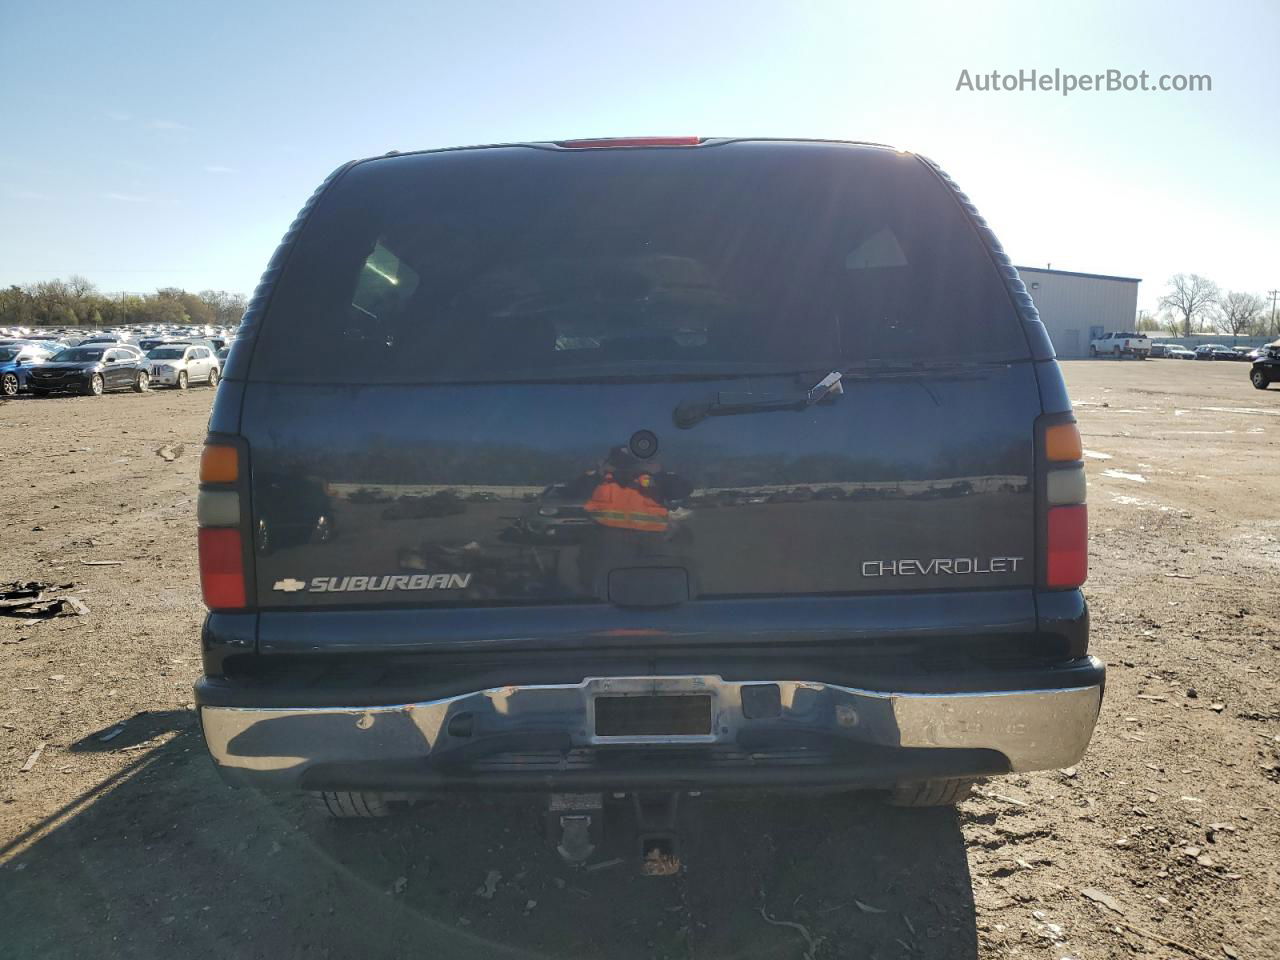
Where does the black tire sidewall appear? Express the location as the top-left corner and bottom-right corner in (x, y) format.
(88, 374), (104, 396)
(177, 370), (188, 390)
(0, 373), (17, 396)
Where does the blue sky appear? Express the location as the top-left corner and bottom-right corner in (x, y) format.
(1, 0), (1276, 312)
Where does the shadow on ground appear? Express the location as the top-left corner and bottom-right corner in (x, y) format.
(1, 734), (976, 959)
(67, 710), (196, 753)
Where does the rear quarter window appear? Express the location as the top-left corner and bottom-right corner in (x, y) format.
(250, 143), (1029, 383)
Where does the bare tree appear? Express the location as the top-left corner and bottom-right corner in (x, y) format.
(1159, 274), (1219, 337)
(197, 289), (250, 326)
(1215, 291), (1267, 337)
(66, 275), (97, 299)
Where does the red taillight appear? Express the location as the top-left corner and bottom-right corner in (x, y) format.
(199, 527), (246, 609)
(1046, 505), (1088, 588)
(558, 136), (702, 149)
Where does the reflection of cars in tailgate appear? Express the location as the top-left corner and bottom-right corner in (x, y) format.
(194, 138), (1102, 831)
(249, 473), (336, 555)
(508, 477), (598, 543)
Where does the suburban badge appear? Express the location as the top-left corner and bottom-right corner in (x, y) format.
(272, 574), (473, 593)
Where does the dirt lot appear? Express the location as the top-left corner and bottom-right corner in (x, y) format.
(2, 359), (1278, 960)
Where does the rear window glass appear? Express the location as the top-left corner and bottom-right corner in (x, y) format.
(252, 144), (1028, 383)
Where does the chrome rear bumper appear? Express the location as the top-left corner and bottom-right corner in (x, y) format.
(200, 659), (1103, 790)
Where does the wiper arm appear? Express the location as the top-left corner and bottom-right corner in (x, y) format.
(674, 370), (843, 429)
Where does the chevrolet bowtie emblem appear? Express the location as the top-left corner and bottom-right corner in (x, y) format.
(272, 578), (307, 593)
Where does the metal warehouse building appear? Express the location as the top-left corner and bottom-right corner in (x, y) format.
(1015, 266), (1141, 359)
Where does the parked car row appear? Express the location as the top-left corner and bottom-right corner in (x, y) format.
(1148, 343), (1260, 361)
(1149, 344), (1196, 360)
(1196, 344), (1255, 361)
(0, 338), (224, 397)
(0, 322), (238, 351)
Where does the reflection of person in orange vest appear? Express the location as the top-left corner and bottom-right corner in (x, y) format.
(577, 447), (694, 596)
(583, 467), (671, 532)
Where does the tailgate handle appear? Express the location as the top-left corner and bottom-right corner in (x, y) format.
(607, 567), (690, 608)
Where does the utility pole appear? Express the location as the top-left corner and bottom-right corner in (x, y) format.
(1269, 289), (1279, 339)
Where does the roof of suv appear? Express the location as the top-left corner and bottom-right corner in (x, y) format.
(361, 137), (905, 166)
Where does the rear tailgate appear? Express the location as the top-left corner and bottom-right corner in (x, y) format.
(242, 367), (1038, 606)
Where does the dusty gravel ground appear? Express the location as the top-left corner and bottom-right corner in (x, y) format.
(1, 359), (1277, 960)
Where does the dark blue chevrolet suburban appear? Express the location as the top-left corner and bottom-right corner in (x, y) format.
(195, 137), (1101, 841)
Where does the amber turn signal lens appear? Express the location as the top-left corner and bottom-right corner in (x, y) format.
(1045, 423), (1082, 462)
(200, 444), (239, 484)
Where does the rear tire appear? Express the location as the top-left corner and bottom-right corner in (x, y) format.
(886, 778), (976, 807)
(312, 791), (395, 819)
(1251, 368), (1270, 390)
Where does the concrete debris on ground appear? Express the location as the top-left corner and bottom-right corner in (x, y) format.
(1080, 887), (1125, 914)
(0, 582), (89, 620)
(155, 444), (185, 462)
(20, 744), (45, 772)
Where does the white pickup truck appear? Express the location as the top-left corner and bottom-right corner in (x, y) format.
(1090, 331), (1151, 359)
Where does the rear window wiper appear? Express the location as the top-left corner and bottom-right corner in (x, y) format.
(674, 370), (843, 428)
